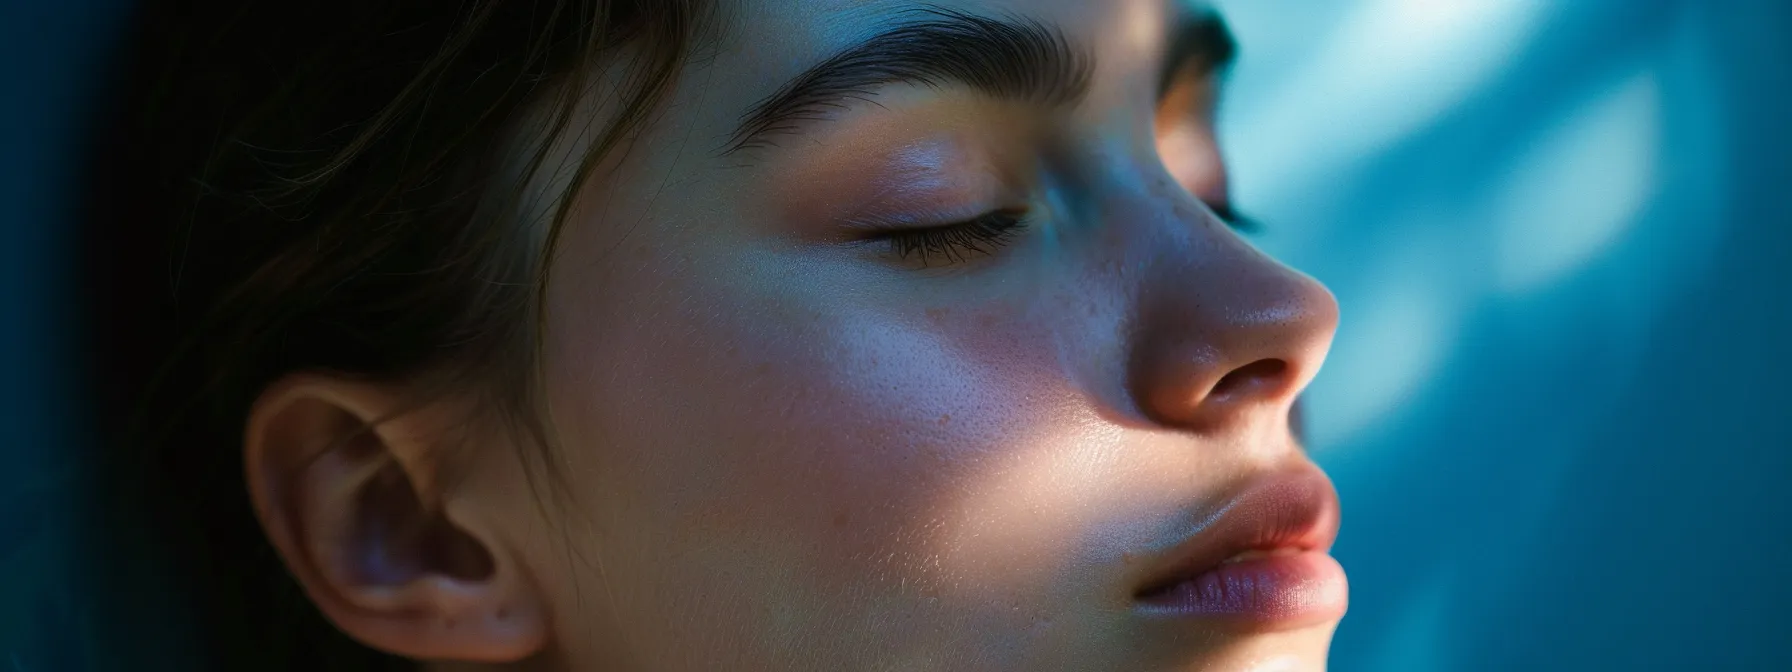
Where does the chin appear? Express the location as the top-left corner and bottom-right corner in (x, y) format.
(1171, 622), (1342, 672)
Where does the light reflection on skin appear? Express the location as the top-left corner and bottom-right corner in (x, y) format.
(534, 1), (1343, 665)
(251, 0), (1345, 670)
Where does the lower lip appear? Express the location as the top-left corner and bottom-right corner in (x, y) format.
(1134, 551), (1348, 630)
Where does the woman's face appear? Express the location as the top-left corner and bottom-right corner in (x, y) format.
(463, 0), (1339, 669)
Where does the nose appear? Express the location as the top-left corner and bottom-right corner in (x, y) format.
(1126, 217), (1339, 435)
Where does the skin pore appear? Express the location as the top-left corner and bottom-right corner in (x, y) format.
(242, 0), (1343, 670)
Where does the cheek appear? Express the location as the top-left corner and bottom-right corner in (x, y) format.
(680, 311), (1002, 543)
(544, 263), (1055, 576)
(542, 252), (1153, 606)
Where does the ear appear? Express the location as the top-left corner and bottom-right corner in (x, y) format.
(243, 374), (549, 662)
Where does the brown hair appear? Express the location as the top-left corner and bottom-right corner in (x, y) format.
(77, 1), (714, 669)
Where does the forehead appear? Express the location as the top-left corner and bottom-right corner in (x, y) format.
(674, 0), (1192, 145)
(535, 0), (1203, 223)
(707, 0), (1186, 89)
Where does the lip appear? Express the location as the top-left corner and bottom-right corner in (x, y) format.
(1131, 465), (1347, 630)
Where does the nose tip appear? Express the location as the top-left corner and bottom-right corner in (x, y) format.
(1130, 274), (1339, 433)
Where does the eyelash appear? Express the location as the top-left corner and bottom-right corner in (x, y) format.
(1207, 202), (1263, 233)
(866, 198), (1256, 269)
(874, 209), (1030, 267)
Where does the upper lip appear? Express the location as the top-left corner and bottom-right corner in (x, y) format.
(1132, 465), (1342, 598)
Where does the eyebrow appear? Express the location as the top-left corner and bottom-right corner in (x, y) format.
(720, 6), (1241, 158)
(720, 6), (1093, 156)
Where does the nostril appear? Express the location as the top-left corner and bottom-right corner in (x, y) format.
(1210, 358), (1287, 399)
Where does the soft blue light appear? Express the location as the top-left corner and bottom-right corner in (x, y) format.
(1213, 0), (1792, 669)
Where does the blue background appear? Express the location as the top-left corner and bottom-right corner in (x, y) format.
(2, 1), (130, 670)
(1216, 0), (1792, 669)
(3, 0), (1789, 669)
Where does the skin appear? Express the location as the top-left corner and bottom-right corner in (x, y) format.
(243, 0), (1344, 670)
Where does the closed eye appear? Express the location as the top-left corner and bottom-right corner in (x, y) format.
(864, 209), (1030, 268)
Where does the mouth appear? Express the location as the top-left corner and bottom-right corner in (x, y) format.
(1131, 465), (1348, 631)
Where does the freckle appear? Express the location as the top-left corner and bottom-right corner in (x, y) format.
(444, 617), (457, 629)
(833, 512), (850, 527)
(496, 608), (509, 621)
(938, 413), (951, 426)
(926, 306), (949, 322)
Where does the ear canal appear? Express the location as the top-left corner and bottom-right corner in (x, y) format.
(423, 511), (497, 580)
(351, 459), (495, 586)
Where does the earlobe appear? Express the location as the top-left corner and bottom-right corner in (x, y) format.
(243, 374), (549, 662)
